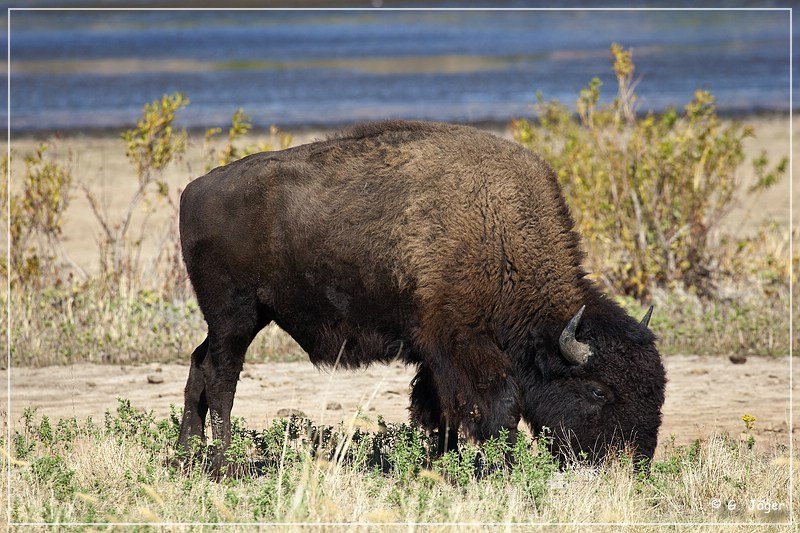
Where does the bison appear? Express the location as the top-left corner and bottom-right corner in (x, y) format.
(176, 120), (666, 476)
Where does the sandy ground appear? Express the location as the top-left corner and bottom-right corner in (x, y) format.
(5, 355), (794, 456)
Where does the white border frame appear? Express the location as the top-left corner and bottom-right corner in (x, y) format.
(4, 5), (794, 528)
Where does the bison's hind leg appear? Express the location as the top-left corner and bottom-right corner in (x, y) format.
(410, 365), (459, 456)
(177, 337), (211, 461)
(177, 283), (271, 478)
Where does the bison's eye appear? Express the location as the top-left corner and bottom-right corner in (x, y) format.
(590, 387), (606, 402)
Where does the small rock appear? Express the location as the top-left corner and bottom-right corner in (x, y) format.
(147, 374), (164, 384)
(729, 355), (747, 365)
(277, 408), (306, 418)
(86, 381), (96, 388)
(326, 402), (343, 411)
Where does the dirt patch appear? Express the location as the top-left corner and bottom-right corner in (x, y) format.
(5, 355), (793, 456)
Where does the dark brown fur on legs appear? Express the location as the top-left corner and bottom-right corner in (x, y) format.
(201, 331), (249, 478)
(444, 334), (519, 447)
(410, 365), (459, 455)
(176, 266), (266, 478)
(177, 337), (210, 463)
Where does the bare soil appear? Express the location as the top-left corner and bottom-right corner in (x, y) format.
(6, 355), (794, 456)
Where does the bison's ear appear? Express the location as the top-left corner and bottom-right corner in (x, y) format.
(640, 305), (654, 328)
(559, 305), (593, 365)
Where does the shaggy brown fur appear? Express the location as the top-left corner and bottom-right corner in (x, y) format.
(177, 120), (666, 476)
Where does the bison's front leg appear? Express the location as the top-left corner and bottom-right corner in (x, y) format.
(410, 365), (459, 455)
(421, 330), (521, 452)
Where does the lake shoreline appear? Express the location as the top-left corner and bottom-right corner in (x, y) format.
(8, 108), (794, 141)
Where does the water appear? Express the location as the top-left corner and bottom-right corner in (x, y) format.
(7, 9), (795, 133)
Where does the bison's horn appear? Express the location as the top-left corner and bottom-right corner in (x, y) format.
(559, 305), (593, 365)
(641, 305), (654, 327)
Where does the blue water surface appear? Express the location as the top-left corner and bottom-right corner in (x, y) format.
(5, 9), (795, 132)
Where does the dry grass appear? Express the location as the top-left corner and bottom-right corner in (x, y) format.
(6, 281), (304, 367)
(621, 283), (792, 357)
(5, 274), (790, 368)
(2, 402), (794, 528)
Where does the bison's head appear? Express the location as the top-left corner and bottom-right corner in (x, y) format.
(521, 302), (666, 464)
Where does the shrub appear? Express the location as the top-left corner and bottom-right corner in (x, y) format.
(511, 44), (787, 298)
(5, 144), (74, 287)
(82, 92), (189, 285)
(122, 92), (189, 185)
(203, 107), (293, 170)
(76, 95), (292, 298)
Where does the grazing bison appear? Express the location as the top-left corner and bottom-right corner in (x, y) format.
(177, 120), (666, 475)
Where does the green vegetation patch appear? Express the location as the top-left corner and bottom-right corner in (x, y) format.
(4, 400), (791, 525)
